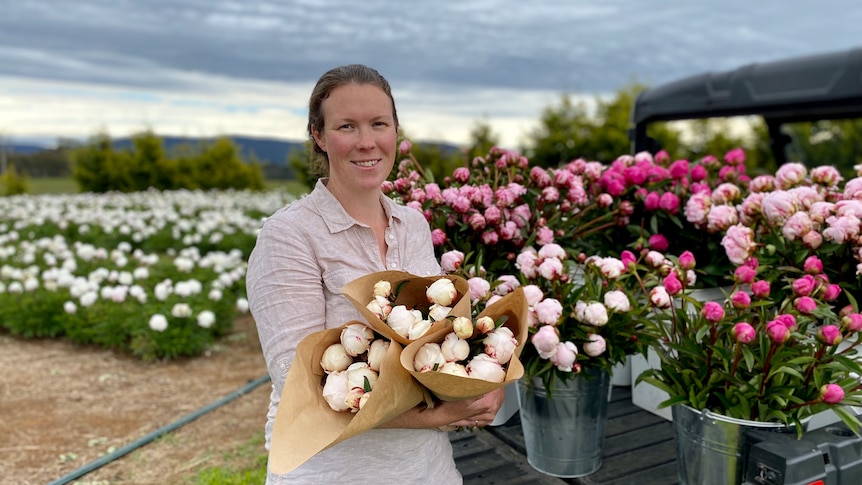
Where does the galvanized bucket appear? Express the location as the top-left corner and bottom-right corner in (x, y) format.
(516, 368), (611, 478)
(672, 404), (799, 484)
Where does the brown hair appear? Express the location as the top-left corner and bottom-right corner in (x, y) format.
(307, 64), (399, 177)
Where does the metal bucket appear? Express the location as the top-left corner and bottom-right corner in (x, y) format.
(516, 368), (611, 478)
(672, 404), (799, 484)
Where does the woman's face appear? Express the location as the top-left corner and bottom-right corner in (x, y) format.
(312, 83), (397, 194)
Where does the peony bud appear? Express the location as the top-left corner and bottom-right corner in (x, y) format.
(452, 316), (474, 339)
(340, 323), (374, 357)
(427, 278), (457, 306)
(475, 315), (496, 334)
(733, 265), (756, 284)
(321, 343), (353, 373)
(817, 325), (843, 345)
(843, 313), (862, 332)
(466, 353), (506, 382)
(582, 333), (607, 357)
(820, 384), (845, 404)
(732, 322), (756, 344)
(439, 362), (469, 377)
(413, 343), (446, 372)
(731, 291), (751, 309)
(373, 280), (392, 298)
(678, 251), (696, 270)
(766, 320), (790, 343)
(663, 271), (683, 296)
(484, 326), (518, 364)
(367, 339), (390, 372)
(441, 332), (470, 362)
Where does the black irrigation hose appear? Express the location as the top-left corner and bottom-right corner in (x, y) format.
(47, 374), (272, 485)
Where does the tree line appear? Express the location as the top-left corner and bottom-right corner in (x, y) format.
(3, 83), (861, 195)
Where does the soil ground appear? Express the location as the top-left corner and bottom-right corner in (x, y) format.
(0, 315), (270, 485)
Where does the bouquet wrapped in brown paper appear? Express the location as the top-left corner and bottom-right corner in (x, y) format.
(268, 321), (427, 475)
(400, 287), (529, 401)
(341, 270), (472, 345)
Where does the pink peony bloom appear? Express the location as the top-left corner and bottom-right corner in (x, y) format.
(817, 325), (843, 346)
(732, 322), (756, 344)
(440, 250), (465, 273)
(649, 286), (671, 309)
(761, 190), (799, 225)
(811, 165), (843, 186)
(706, 204), (739, 233)
(659, 192), (680, 214)
(534, 298), (563, 325)
(702, 301), (725, 323)
(684, 191), (712, 226)
(803, 230), (823, 249)
(467, 277), (491, 302)
(581, 302), (609, 326)
(538, 257), (564, 280)
(775, 313), (797, 330)
(766, 320), (790, 343)
(431, 228), (447, 246)
(803, 256), (824, 274)
(663, 271), (683, 296)
(751, 280), (771, 299)
(731, 291), (751, 309)
(722, 224), (757, 265)
(690, 164), (708, 181)
(792, 274), (817, 297)
(582, 333), (607, 357)
(782, 211), (813, 241)
(820, 384), (845, 404)
(549, 341), (578, 372)
(843, 313), (862, 332)
(621, 250), (637, 270)
(452, 167), (470, 183)
(531, 325), (561, 359)
(823, 284), (842, 302)
(733, 265), (756, 284)
(522, 285), (544, 306)
(678, 251), (696, 270)
(795, 296), (818, 314)
(649, 234), (669, 251)
(644, 191), (661, 211)
(775, 162), (808, 189)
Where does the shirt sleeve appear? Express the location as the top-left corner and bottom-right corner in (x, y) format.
(246, 210), (326, 397)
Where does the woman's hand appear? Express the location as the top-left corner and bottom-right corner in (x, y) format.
(380, 387), (507, 429)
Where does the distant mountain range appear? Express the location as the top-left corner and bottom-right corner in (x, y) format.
(4, 135), (459, 166)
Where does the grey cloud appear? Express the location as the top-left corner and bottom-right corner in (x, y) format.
(1, 0), (862, 95)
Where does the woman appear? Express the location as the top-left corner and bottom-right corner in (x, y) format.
(246, 64), (504, 484)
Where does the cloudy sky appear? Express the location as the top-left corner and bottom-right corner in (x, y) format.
(2, 0), (862, 149)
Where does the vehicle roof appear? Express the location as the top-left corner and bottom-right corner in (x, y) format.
(631, 47), (862, 126)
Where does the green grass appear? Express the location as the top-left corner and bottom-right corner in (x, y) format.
(190, 433), (268, 485)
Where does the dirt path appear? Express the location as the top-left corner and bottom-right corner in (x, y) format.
(0, 315), (270, 485)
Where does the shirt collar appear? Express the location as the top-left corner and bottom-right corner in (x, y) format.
(310, 178), (402, 234)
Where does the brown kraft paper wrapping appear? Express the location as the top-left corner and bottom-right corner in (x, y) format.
(268, 321), (427, 475)
(400, 287), (529, 402)
(340, 270), (472, 345)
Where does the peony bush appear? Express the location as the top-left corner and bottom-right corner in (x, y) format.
(0, 188), (296, 360)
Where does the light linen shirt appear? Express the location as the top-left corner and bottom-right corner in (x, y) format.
(246, 179), (461, 484)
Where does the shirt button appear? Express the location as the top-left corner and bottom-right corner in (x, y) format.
(387, 233), (395, 240)
(389, 262), (397, 268)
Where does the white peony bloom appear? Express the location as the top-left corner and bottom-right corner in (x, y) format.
(440, 332), (470, 362)
(366, 339), (390, 372)
(372, 280), (392, 298)
(604, 290), (631, 312)
(340, 323), (374, 357)
(196, 310), (216, 329)
(413, 343), (446, 372)
(236, 297), (249, 313)
(583, 333), (607, 357)
(484, 326), (518, 364)
(466, 354), (506, 382)
(408, 319), (433, 340)
(63, 301), (77, 314)
(386, 305), (422, 339)
(582, 302), (609, 326)
(322, 371), (350, 412)
(171, 303), (193, 318)
(427, 303), (452, 322)
(148, 314), (168, 332)
(439, 362), (469, 377)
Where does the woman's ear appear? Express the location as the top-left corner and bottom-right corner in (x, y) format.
(311, 127), (326, 153)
